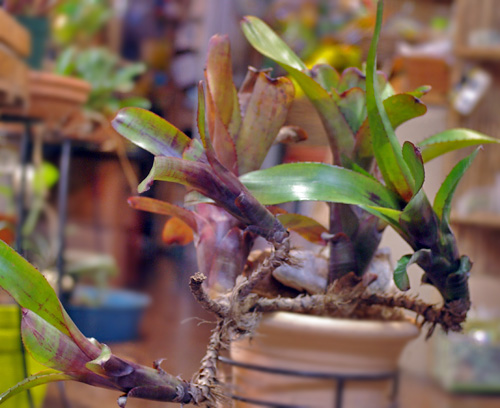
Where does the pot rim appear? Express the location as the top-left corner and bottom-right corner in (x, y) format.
(259, 311), (420, 340)
(28, 71), (91, 92)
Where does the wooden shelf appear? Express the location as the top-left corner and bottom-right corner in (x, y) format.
(455, 47), (500, 61)
(450, 212), (500, 229)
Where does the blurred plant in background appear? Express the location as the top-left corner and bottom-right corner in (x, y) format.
(52, 0), (150, 117)
(3, 0), (62, 16)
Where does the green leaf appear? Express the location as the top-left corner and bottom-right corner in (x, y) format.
(240, 162), (401, 209)
(363, 205), (403, 233)
(407, 85), (431, 98)
(241, 16), (307, 72)
(336, 87), (366, 134)
(434, 148), (480, 224)
(241, 16), (355, 158)
(117, 96), (151, 110)
(418, 128), (499, 163)
(394, 249), (433, 291)
(276, 213), (328, 245)
(0, 241), (101, 360)
(54, 46), (77, 76)
(382, 94), (427, 128)
(400, 189), (439, 250)
(0, 370), (72, 405)
(365, 1), (414, 200)
(310, 64), (340, 92)
(402, 142), (424, 193)
(236, 72), (294, 174)
(0, 242), (72, 338)
(112, 108), (191, 158)
(32, 162), (59, 194)
(128, 196), (198, 231)
(394, 254), (412, 291)
(354, 94), (426, 169)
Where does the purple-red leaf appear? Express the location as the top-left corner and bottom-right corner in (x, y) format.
(203, 80), (239, 174)
(128, 196), (198, 230)
(205, 34), (241, 134)
(21, 309), (91, 373)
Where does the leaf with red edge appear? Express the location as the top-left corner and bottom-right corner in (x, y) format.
(238, 67), (260, 116)
(205, 35), (241, 136)
(21, 309), (91, 372)
(337, 87), (366, 134)
(203, 79), (239, 174)
(162, 218), (194, 245)
(277, 213), (328, 245)
(112, 108), (191, 158)
(128, 196), (198, 230)
(236, 72), (294, 174)
(310, 64), (340, 93)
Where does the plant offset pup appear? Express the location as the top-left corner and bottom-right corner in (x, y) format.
(0, 1), (498, 406)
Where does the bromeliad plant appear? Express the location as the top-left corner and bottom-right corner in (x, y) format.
(0, 1), (499, 406)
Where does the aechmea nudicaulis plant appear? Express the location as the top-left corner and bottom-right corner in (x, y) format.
(0, 1), (499, 406)
(238, 2), (498, 318)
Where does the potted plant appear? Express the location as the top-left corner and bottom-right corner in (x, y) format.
(0, 1), (499, 407)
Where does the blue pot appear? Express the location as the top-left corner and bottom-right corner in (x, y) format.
(65, 286), (151, 343)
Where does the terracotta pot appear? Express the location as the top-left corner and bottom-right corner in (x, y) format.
(0, 9), (30, 108)
(228, 312), (419, 408)
(4, 71), (90, 131)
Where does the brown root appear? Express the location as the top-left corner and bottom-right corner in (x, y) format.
(187, 247), (470, 404)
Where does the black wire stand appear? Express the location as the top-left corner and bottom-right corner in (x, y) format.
(218, 356), (399, 408)
(1, 112), (72, 408)
(1, 114), (40, 408)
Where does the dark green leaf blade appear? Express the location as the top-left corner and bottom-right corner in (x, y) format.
(394, 254), (412, 291)
(365, 1), (414, 200)
(434, 147), (480, 224)
(402, 141), (424, 193)
(240, 162), (400, 209)
(354, 93), (427, 169)
(418, 128), (499, 163)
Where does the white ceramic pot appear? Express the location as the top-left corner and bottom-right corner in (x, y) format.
(227, 312), (419, 408)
